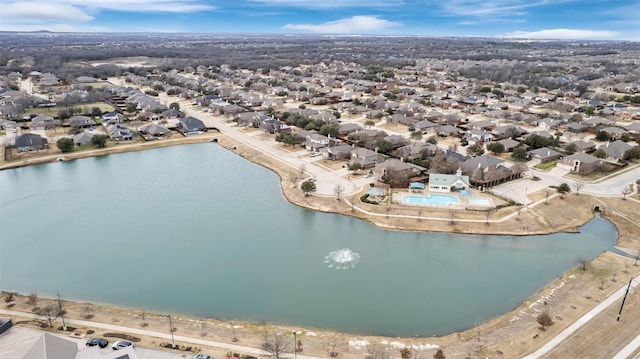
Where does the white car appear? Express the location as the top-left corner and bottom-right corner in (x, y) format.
(112, 340), (133, 350)
(364, 172), (373, 178)
(309, 152), (322, 158)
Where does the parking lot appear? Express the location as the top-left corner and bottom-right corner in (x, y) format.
(0, 326), (192, 359)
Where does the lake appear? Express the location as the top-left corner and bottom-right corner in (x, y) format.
(0, 143), (618, 336)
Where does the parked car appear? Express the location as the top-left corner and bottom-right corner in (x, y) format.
(364, 172), (373, 178)
(309, 152), (322, 158)
(307, 177), (316, 182)
(86, 338), (108, 348)
(192, 355), (213, 359)
(112, 340), (133, 350)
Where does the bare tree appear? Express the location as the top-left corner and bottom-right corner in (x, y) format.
(83, 304), (94, 319)
(3, 292), (16, 306)
(27, 292), (39, 309)
(572, 181), (584, 195)
(400, 347), (412, 359)
(141, 312), (148, 327)
(334, 184), (344, 199)
(536, 312), (554, 330)
(417, 209), (422, 222)
(263, 331), (291, 359)
(577, 257), (589, 271)
(38, 305), (59, 328)
(544, 189), (550, 205)
(288, 173), (299, 188)
(621, 185), (632, 200)
(367, 344), (391, 359)
(433, 348), (446, 359)
(328, 337), (339, 357)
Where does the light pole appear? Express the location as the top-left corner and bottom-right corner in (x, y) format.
(617, 277), (634, 321)
(524, 187), (528, 209)
(57, 292), (66, 331)
(168, 315), (176, 348)
(293, 331), (297, 359)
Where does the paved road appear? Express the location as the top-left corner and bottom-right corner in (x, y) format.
(0, 309), (323, 359)
(522, 273), (640, 359)
(492, 165), (640, 205)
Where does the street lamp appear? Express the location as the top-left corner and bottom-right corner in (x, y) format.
(168, 315), (176, 348)
(57, 292), (66, 331)
(293, 331), (297, 359)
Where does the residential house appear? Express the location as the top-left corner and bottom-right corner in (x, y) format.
(140, 123), (169, 137)
(177, 116), (207, 134)
(102, 112), (124, 126)
(468, 120), (496, 131)
(434, 124), (460, 137)
(414, 119), (438, 134)
(338, 123), (362, 136)
(566, 122), (587, 133)
(567, 140), (596, 153)
(465, 129), (494, 145)
(326, 144), (353, 160)
(600, 126), (628, 140)
(497, 138), (521, 152)
(161, 109), (183, 119)
(462, 155), (514, 187)
(429, 168), (470, 193)
(558, 152), (604, 174)
(68, 116), (96, 129)
(396, 142), (438, 159)
(260, 118), (288, 133)
(528, 147), (562, 162)
(492, 125), (525, 139)
(107, 124), (133, 141)
(14, 133), (48, 152)
(375, 158), (425, 187)
(351, 147), (385, 168)
(73, 132), (94, 146)
(306, 133), (330, 152)
(30, 114), (55, 130)
(600, 140), (633, 162)
(383, 135), (407, 149)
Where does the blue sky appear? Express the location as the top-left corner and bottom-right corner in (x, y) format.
(1, 0), (638, 40)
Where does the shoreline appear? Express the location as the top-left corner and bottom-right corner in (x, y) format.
(3, 132), (640, 357)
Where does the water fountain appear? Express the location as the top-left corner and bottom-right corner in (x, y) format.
(324, 248), (361, 269)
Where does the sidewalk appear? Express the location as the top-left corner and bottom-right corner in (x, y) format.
(522, 273), (640, 359)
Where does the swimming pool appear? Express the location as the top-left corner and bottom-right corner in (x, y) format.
(468, 197), (491, 206)
(403, 194), (459, 205)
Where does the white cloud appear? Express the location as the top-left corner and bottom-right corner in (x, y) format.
(434, 0), (574, 18)
(0, 2), (93, 22)
(504, 29), (620, 40)
(73, 0), (216, 13)
(251, 0), (402, 9)
(284, 15), (399, 34)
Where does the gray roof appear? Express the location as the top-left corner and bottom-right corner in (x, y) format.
(564, 152), (601, 164)
(23, 333), (77, 359)
(528, 147), (561, 159)
(462, 155), (503, 172)
(601, 140), (633, 159)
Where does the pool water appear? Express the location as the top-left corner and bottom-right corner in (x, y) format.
(403, 194), (459, 205)
(468, 197), (491, 206)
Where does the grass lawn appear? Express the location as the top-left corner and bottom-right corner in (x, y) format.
(0, 131), (5, 136)
(533, 159), (558, 171)
(24, 102), (116, 117)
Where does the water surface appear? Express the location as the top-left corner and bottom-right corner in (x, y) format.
(0, 143), (617, 336)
